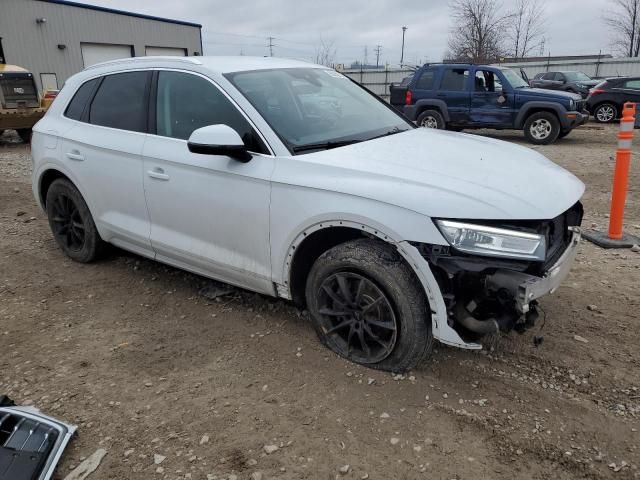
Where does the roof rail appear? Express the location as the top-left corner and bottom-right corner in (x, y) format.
(84, 56), (203, 71)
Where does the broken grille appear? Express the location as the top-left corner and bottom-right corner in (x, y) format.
(0, 406), (74, 480)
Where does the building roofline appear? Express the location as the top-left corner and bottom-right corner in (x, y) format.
(36, 0), (202, 28)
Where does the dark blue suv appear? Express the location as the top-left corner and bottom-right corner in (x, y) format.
(391, 64), (589, 144)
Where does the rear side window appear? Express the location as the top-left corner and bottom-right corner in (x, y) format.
(624, 79), (640, 89)
(89, 71), (149, 132)
(440, 69), (469, 91)
(415, 69), (436, 90)
(64, 78), (99, 121)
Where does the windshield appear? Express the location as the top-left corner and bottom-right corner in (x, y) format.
(498, 68), (529, 88)
(563, 71), (592, 82)
(226, 68), (412, 153)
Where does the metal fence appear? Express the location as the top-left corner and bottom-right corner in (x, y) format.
(341, 57), (640, 101)
(341, 68), (414, 101)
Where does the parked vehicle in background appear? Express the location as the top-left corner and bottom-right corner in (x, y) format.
(529, 71), (599, 98)
(32, 56), (584, 372)
(392, 63), (588, 144)
(0, 64), (49, 142)
(586, 76), (640, 123)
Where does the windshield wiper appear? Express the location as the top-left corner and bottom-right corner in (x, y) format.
(368, 127), (408, 141)
(291, 139), (362, 153)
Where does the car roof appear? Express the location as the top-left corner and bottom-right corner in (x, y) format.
(84, 55), (324, 74)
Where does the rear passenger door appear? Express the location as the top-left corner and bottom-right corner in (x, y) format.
(618, 79), (640, 104)
(436, 67), (470, 124)
(61, 70), (152, 256)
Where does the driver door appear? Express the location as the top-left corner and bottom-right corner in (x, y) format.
(142, 70), (275, 293)
(469, 69), (515, 126)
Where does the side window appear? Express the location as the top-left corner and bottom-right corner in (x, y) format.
(474, 70), (502, 93)
(89, 71), (149, 132)
(155, 71), (266, 153)
(64, 78), (99, 121)
(555, 73), (566, 82)
(415, 69), (436, 90)
(440, 68), (469, 91)
(624, 79), (640, 89)
(542, 72), (554, 80)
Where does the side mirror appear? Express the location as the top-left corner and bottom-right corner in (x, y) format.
(187, 125), (252, 162)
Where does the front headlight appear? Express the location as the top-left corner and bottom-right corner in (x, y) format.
(435, 220), (546, 261)
(569, 99), (576, 110)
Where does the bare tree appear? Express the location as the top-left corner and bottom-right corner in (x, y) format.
(605, 0), (640, 57)
(507, 0), (546, 58)
(447, 0), (510, 63)
(314, 36), (337, 67)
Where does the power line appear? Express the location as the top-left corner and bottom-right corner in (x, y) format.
(268, 36), (275, 57)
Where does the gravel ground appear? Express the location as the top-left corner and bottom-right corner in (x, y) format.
(0, 125), (639, 480)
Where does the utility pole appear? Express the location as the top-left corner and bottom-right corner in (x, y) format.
(375, 45), (382, 68)
(400, 26), (407, 66)
(364, 46), (369, 66)
(267, 36), (275, 57)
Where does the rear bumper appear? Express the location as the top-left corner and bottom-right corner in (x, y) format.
(403, 105), (418, 121)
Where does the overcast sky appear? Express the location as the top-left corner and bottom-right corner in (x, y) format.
(88, 0), (610, 66)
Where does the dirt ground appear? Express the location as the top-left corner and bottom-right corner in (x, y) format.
(0, 125), (639, 480)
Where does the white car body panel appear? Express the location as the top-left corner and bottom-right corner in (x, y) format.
(31, 56), (585, 353)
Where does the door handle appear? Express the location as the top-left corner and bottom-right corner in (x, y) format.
(147, 167), (170, 181)
(66, 150), (84, 161)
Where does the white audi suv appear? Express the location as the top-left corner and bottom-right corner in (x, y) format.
(31, 56), (584, 372)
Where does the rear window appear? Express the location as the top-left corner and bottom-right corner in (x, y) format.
(88, 71), (149, 132)
(415, 69), (436, 90)
(64, 78), (100, 121)
(440, 69), (469, 91)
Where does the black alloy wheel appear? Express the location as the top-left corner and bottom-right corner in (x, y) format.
(50, 193), (86, 252)
(316, 272), (397, 364)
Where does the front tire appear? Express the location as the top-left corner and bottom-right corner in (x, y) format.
(593, 103), (617, 123)
(305, 239), (433, 372)
(45, 179), (104, 263)
(523, 111), (560, 145)
(417, 109), (445, 129)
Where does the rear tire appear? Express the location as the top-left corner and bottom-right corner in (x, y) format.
(305, 239), (433, 372)
(45, 179), (105, 263)
(593, 103), (617, 123)
(417, 110), (445, 130)
(17, 128), (32, 143)
(523, 111), (560, 145)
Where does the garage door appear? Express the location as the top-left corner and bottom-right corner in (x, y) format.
(145, 46), (187, 57)
(81, 43), (133, 68)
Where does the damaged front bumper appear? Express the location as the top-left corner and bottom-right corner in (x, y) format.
(414, 202), (582, 342)
(485, 229), (581, 314)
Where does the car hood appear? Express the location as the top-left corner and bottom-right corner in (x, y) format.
(520, 87), (582, 100)
(275, 128), (585, 220)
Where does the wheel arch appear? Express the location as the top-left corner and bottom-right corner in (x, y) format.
(38, 168), (74, 208)
(515, 102), (565, 129)
(414, 99), (451, 122)
(283, 220), (403, 307)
